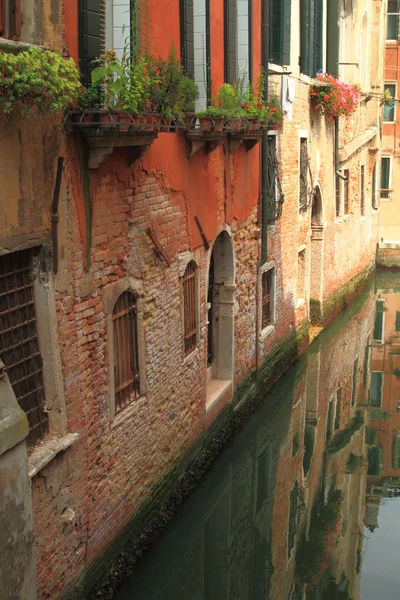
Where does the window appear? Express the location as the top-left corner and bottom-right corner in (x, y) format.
(335, 387), (342, 430)
(380, 157), (391, 199)
(262, 269), (274, 328)
(112, 291), (140, 413)
(0, 0), (20, 39)
(297, 249), (306, 302)
(360, 164), (365, 216)
(387, 0), (400, 40)
(0, 249), (48, 444)
(344, 169), (350, 214)
(180, 0), (195, 78)
(183, 261), (197, 355)
(300, 0), (324, 77)
(384, 84), (396, 122)
(266, 133), (284, 222)
(396, 311), (400, 332)
(372, 162), (377, 209)
(225, 0), (237, 84)
(373, 299), (385, 343)
(237, 0), (251, 85)
(299, 138), (309, 211)
(335, 174), (341, 217)
(269, 0), (291, 66)
(370, 372), (383, 407)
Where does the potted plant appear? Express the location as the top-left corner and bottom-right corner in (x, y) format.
(180, 75), (199, 129)
(310, 74), (360, 120)
(196, 109), (213, 132)
(216, 83), (242, 130)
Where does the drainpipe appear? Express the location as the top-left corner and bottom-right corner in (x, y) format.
(256, 0), (270, 374)
(260, 0), (270, 266)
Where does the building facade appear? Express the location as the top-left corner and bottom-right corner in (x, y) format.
(0, 1), (385, 598)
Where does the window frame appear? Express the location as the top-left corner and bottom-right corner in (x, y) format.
(297, 247), (307, 305)
(387, 0), (400, 41)
(383, 83), (396, 123)
(183, 260), (198, 357)
(380, 156), (392, 200)
(259, 260), (276, 338)
(343, 169), (350, 214)
(370, 371), (384, 408)
(224, 0), (238, 84)
(103, 277), (146, 420)
(299, 134), (310, 213)
(360, 163), (366, 216)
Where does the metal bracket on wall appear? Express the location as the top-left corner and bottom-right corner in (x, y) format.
(146, 227), (171, 266)
(184, 131), (224, 157)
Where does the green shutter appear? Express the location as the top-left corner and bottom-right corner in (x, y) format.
(270, 0), (291, 66)
(314, 0), (323, 73)
(370, 372), (383, 407)
(79, 0), (103, 86)
(326, 0), (339, 76)
(300, 0), (323, 77)
(180, 0), (194, 78)
(372, 162), (377, 209)
(225, 0), (237, 83)
(396, 311), (400, 332)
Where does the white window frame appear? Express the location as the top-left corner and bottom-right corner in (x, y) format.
(259, 260), (276, 340)
(384, 82), (397, 123)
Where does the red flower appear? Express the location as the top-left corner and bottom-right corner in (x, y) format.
(324, 94), (329, 101)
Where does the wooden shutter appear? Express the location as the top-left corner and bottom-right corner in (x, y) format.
(314, 0), (323, 73)
(326, 0), (339, 77)
(79, 0), (105, 86)
(269, 0), (291, 66)
(225, 0), (237, 83)
(0, 0), (21, 39)
(0, 0), (5, 37)
(180, 0), (194, 78)
(396, 311), (400, 332)
(300, 0), (322, 77)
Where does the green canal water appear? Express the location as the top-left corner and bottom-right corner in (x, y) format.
(113, 273), (400, 600)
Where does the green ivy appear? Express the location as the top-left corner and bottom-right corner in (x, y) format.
(0, 47), (82, 115)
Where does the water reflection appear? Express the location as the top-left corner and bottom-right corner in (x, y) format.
(361, 272), (400, 600)
(115, 285), (377, 600)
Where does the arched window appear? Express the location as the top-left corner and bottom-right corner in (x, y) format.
(183, 261), (197, 355)
(112, 290), (140, 412)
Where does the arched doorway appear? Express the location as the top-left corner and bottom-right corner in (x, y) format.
(310, 186), (324, 323)
(207, 231), (235, 405)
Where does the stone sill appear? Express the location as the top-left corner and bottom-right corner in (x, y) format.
(260, 324), (275, 342)
(0, 38), (46, 54)
(206, 380), (231, 412)
(28, 432), (79, 478)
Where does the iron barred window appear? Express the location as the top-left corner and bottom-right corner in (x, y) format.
(0, 249), (48, 444)
(113, 290), (140, 412)
(335, 174), (340, 217)
(299, 138), (309, 212)
(183, 261), (197, 355)
(344, 170), (350, 214)
(262, 270), (273, 329)
(360, 165), (365, 216)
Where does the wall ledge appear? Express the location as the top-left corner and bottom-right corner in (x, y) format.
(28, 432), (79, 478)
(339, 127), (378, 162)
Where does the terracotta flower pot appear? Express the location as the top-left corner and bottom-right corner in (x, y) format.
(198, 117), (212, 132)
(212, 118), (224, 133)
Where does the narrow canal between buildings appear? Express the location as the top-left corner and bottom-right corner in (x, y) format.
(113, 272), (400, 600)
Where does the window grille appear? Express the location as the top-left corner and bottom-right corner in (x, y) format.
(335, 174), (341, 217)
(113, 291), (140, 412)
(183, 261), (197, 355)
(299, 138), (310, 212)
(360, 165), (365, 215)
(262, 270), (273, 329)
(180, 0), (195, 78)
(266, 135), (284, 222)
(344, 169), (350, 214)
(0, 249), (48, 444)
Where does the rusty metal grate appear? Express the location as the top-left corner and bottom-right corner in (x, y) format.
(262, 270), (273, 329)
(183, 261), (197, 355)
(0, 249), (48, 444)
(113, 290), (140, 412)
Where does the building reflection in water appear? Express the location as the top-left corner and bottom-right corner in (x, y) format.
(115, 286), (376, 600)
(361, 272), (400, 600)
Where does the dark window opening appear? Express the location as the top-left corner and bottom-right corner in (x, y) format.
(352, 358), (358, 406)
(344, 169), (350, 214)
(207, 253), (214, 367)
(387, 0), (400, 40)
(78, 0), (105, 86)
(0, 249), (48, 444)
(262, 270), (273, 329)
(384, 83), (396, 122)
(335, 174), (341, 217)
(300, 0), (323, 77)
(183, 261), (197, 355)
(335, 387), (342, 430)
(370, 372), (383, 407)
(113, 291), (140, 413)
(372, 162), (377, 209)
(269, 0), (292, 66)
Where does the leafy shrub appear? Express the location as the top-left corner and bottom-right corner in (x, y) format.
(0, 47), (82, 114)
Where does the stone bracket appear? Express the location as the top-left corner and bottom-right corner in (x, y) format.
(85, 133), (157, 169)
(184, 131), (224, 157)
(228, 132), (263, 153)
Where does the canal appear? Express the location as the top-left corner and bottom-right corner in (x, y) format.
(112, 273), (400, 600)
